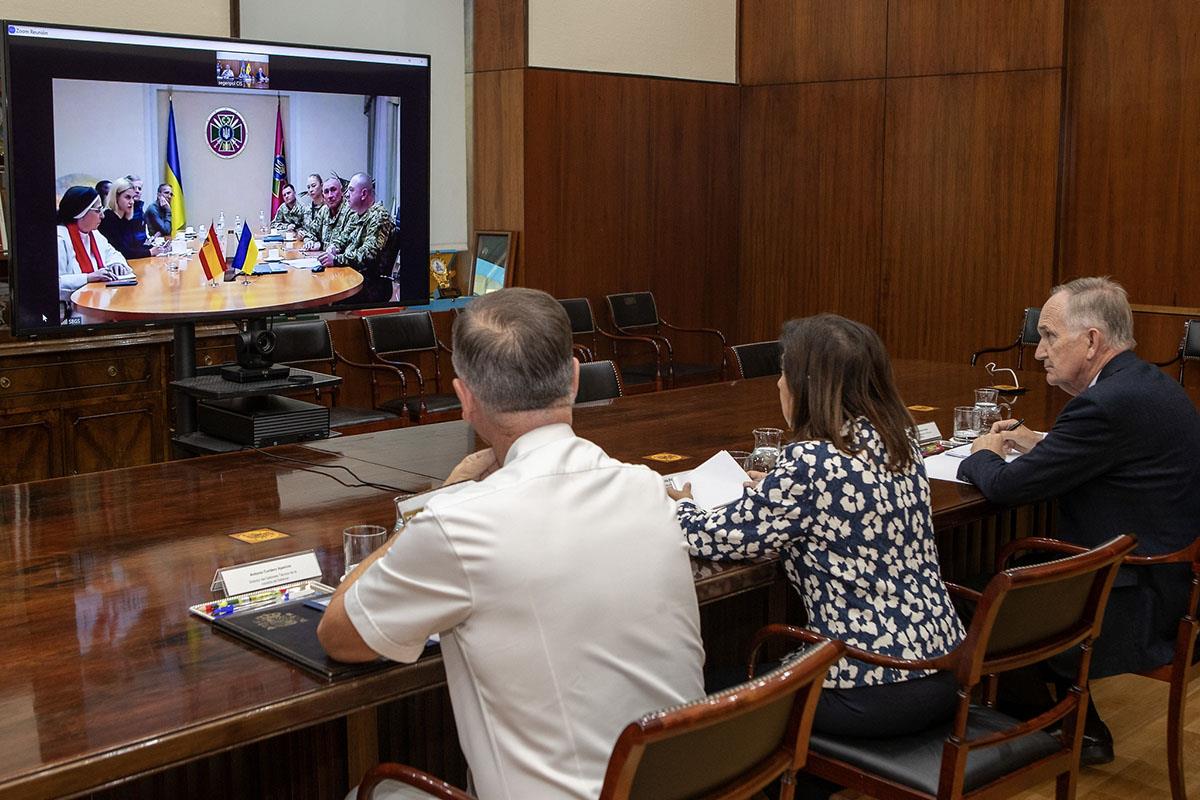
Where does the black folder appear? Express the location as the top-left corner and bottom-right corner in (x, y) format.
(212, 599), (393, 680)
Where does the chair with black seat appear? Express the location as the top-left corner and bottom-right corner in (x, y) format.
(1154, 319), (1200, 385)
(998, 536), (1200, 800)
(362, 311), (462, 423)
(269, 318), (402, 431)
(751, 534), (1135, 800)
(355, 638), (844, 800)
(605, 291), (727, 389)
(970, 307), (1041, 368)
(576, 360), (623, 404)
(725, 340), (782, 380)
(558, 297), (665, 389)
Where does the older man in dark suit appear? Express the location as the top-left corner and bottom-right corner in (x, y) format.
(959, 276), (1200, 764)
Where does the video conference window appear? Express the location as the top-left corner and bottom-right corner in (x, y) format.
(4, 24), (431, 336)
(216, 51), (269, 89)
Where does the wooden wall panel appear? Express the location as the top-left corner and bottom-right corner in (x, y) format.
(473, 0), (527, 72)
(1058, 0), (1200, 308)
(473, 69), (525, 235)
(737, 80), (885, 343)
(520, 69), (741, 339)
(887, 0), (1065, 76)
(880, 71), (1061, 362)
(740, 0), (886, 85)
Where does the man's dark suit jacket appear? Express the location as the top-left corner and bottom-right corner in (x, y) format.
(959, 349), (1200, 676)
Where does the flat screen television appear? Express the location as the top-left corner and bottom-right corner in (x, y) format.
(1, 21), (431, 337)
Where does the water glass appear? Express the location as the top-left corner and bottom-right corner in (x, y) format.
(953, 406), (982, 441)
(726, 450), (752, 471)
(342, 524), (387, 578)
(750, 427), (783, 471)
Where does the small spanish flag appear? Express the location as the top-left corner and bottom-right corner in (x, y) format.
(198, 222), (226, 281)
(232, 223), (259, 276)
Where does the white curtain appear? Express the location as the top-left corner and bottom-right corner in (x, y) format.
(367, 96), (401, 215)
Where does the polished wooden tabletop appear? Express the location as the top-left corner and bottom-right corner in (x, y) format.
(69, 247), (362, 322)
(0, 359), (1063, 798)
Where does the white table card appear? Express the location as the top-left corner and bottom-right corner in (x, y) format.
(210, 550), (323, 596)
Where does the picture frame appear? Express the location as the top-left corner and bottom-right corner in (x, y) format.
(470, 230), (516, 296)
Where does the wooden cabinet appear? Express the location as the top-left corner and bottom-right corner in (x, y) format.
(0, 333), (170, 481)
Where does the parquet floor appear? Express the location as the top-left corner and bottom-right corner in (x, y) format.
(833, 673), (1200, 799)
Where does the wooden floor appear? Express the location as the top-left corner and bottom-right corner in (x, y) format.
(835, 673), (1200, 799)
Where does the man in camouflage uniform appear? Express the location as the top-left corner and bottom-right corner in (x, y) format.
(302, 175), (352, 251)
(321, 172), (395, 303)
(270, 183), (306, 230)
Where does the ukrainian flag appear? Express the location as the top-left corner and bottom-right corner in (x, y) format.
(165, 99), (186, 235)
(232, 223), (259, 275)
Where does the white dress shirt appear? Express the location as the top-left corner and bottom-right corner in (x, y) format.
(345, 423), (706, 800)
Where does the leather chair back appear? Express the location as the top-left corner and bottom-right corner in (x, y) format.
(559, 297), (596, 335)
(607, 292), (660, 331)
(363, 311), (438, 358)
(576, 360), (622, 403)
(599, 640), (843, 800)
(270, 319), (334, 366)
(961, 535), (1136, 685)
(728, 341), (781, 380)
(1019, 307), (1041, 347)
(1185, 319), (1200, 360)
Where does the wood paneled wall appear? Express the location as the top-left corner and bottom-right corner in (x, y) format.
(738, 0), (1065, 362)
(474, 0), (1197, 367)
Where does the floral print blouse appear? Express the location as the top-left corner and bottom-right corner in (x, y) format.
(676, 419), (965, 688)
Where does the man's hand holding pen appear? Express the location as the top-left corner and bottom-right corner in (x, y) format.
(971, 417), (1044, 456)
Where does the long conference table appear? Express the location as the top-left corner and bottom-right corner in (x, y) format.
(0, 360), (1062, 799)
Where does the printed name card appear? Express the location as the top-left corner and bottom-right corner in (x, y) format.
(212, 550), (323, 596)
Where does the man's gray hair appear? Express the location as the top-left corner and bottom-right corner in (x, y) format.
(451, 288), (574, 412)
(1051, 276), (1136, 350)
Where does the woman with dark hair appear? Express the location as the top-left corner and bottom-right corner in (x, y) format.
(99, 177), (165, 260)
(669, 313), (964, 741)
(56, 186), (135, 313)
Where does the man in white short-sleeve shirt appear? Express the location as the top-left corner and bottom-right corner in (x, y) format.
(318, 288), (705, 800)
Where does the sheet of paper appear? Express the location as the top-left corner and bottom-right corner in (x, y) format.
(284, 257), (320, 269)
(924, 444), (1020, 485)
(666, 450), (748, 510)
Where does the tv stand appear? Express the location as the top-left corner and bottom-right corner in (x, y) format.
(170, 322), (342, 455)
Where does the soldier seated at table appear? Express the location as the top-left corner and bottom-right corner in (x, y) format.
(300, 175), (350, 251)
(321, 172), (394, 302)
(270, 183), (306, 231)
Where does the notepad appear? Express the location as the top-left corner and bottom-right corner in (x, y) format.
(665, 450), (749, 510)
(924, 446), (1021, 485)
(285, 257), (321, 269)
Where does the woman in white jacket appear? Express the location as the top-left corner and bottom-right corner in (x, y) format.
(56, 185), (134, 315)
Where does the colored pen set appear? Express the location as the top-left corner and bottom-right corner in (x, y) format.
(190, 582), (332, 621)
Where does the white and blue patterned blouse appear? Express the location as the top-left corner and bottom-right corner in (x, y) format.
(677, 419), (965, 689)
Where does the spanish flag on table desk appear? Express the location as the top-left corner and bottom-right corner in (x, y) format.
(198, 224), (226, 281)
(231, 223), (259, 276)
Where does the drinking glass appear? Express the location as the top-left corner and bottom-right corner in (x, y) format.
(750, 427), (783, 471)
(726, 450), (752, 471)
(953, 406), (983, 441)
(258, 210), (267, 234)
(342, 524), (387, 579)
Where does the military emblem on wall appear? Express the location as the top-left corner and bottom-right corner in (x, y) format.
(206, 107), (247, 158)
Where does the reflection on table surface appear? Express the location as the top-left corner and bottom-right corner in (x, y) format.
(69, 242), (361, 322)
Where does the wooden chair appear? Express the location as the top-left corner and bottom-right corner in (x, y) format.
(269, 318), (402, 431)
(755, 535), (1135, 800)
(970, 307), (1041, 368)
(362, 311), (462, 423)
(576, 360), (623, 403)
(999, 536), (1200, 800)
(356, 639), (843, 800)
(725, 340), (782, 380)
(1154, 318), (1200, 385)
(558, 297), (666, 390)
(605, 291), (727, 389)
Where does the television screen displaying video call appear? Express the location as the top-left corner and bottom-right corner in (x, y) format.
(2, 21), (432, 336)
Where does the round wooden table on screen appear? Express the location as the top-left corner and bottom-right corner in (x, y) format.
(69, 248), (363, 322)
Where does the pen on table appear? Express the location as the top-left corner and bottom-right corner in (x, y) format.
(203, 587), (286, 613)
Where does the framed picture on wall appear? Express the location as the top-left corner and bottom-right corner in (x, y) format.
(471, 231), (516, 295)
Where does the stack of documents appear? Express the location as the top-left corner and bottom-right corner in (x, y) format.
(665, 450), (750, 510)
